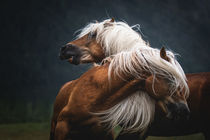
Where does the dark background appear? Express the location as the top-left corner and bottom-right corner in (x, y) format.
(1, 0), (210, 123)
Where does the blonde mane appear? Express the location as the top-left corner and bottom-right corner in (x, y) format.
(79, 19), (189, 133)
(93, 91), (155, 133)
(78, 19), (146, 56)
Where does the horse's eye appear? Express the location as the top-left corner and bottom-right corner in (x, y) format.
(88, 32), (97, 39)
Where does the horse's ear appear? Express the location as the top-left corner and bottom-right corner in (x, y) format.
(160, 47), (170, 62)
(104, 18), (115, 27)
(110, 17), (115, 22)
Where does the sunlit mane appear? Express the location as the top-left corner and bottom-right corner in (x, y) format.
(79, 19), (189, 133)
(108, 48), (189, 97)
(93, 91), (155, 133)
(78, 19), (146, 56)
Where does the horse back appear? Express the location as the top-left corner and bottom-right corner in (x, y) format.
(186, 72), (210, 114)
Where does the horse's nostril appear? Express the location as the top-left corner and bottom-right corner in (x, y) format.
(66, 44), (74, 48)
(61, 44), (74, 51)
(61, 46), (66, 51)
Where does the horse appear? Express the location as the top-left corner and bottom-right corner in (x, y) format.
(59, 18), (210, 139)
(60, 18), (189, 99)
(117, 72), (210, 140)
(51, 49), (190, 140)
(144, 72), (210, 138)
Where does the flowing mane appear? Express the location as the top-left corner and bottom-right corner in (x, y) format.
(108, 48), (189, 97)
(78, 19), (146, 56)
(79, 19), (189, 133)
(93, 91), (155, 133)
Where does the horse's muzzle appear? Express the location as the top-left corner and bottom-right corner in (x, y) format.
(59, 44), (82, 65)
(166, 102), (190, 120)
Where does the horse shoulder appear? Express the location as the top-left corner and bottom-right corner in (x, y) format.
(50, 80), (78, 140)
(198, 73), (210, 116)
(186, 73), (210, 114)
(52, 80), (78, 120)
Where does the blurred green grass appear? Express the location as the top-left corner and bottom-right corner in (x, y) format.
(114, 126), (205, 140)
(147, 134), (205, 140)
(0, 122), (50, 140)
(0, 122), (205, 140)
(0, 99), (53, 123)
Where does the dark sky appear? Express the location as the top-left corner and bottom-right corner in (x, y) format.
(1, 0), (210, 102)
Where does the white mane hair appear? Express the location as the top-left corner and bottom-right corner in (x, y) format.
(78, 19), (146, 56)
(79, 19), (189, 133)
(108, 48), (189, 97)
(93, 91), (155, 133)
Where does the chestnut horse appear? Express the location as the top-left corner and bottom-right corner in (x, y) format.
(144, 72), (210, 138)
(117, 72), (210, 140)
(51, 52), (189, 140)
(59, 18), (210, 139)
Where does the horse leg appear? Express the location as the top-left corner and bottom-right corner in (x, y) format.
(202, 128), (210, 140)
(202, 122), (210, 140)
(54, 120), (71, 140)
(49, 119), (57, 140)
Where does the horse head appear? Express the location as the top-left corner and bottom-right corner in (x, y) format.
(145, 47), (190, 120)
(59, 18), (116, 64)
(59, 18), (145, 64)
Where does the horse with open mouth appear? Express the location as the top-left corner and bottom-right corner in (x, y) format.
(51, 47), (190, 140)
(60, 18), (189, 101)
(58, 18), (210, 139)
